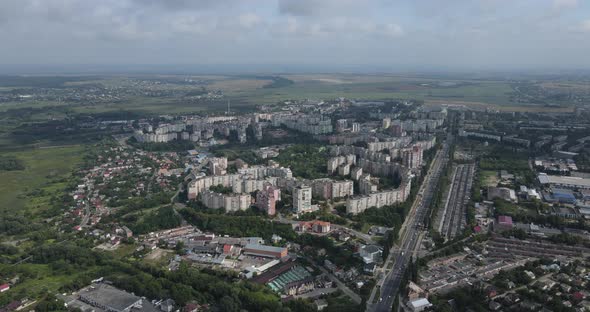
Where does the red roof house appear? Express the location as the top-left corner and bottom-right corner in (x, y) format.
(0, 284), (10, 293)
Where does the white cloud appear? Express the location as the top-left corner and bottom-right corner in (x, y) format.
(553, 0), (578, 10)
(270, 16), (403, 39)
(238, 13), (262, 29)
(0, 0), (586, 68)
(285, 16), (299, 34)
(278, 0), (371, 17)
(382, 23), (404, 37)
(169, 15), (211, 35)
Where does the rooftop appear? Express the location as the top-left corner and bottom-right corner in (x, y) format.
(410, 298), (432, 309)
(538, 173), (590, 188)
(498, 216), (513, 225)
(244, 244), (287, 253)
(78, 283), (141, 311)
(267, 265), (311, 293)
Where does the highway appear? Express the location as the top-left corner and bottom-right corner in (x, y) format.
(368, 140), (450, 312)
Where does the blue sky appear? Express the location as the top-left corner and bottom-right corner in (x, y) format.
(0, 0), (589, 71)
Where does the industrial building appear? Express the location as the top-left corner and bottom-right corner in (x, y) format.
(538, 173), (590, 190)
(267, 265), (314, 296)
(62, 283), (160, 312)
(243, 244), (288, 258)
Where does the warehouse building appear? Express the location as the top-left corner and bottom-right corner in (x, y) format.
(243, 244), (288, 258)
(538, 173), (590, 190)
(64, 283), (160, 312)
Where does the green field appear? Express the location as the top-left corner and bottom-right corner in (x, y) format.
(0, 263), (90, 299)
(0, 74), (574, 116)
(0, 145), (84, 216)
(479, 170), (499, 187)
(229, 78), (514, 105)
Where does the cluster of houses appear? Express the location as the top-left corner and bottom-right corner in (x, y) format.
(67, 145), (183, 232)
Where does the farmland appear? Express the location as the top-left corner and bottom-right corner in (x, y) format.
(0, 74), (578, 117)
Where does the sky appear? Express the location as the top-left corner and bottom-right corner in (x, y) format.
(0, 0), (589, 72)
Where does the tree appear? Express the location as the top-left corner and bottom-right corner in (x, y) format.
(219, 295), (240, 312)
(170, 284), (193, 306)
(175, 241), (186, 255)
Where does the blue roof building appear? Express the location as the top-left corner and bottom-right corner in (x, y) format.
(551, 188), (576, 204)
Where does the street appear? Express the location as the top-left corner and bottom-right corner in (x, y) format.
(368, 140), (451, 312)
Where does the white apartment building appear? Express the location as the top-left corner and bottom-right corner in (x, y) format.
(293, 186), (313, 213)
(200, 191), (251, 212)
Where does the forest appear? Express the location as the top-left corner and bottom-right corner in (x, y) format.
(180, 208), (297, 241)
(275, 144), (329, 179)
(124, 206), (182, 235)
(127, 137), (195, 152)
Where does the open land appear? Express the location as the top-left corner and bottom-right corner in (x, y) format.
(0, 74), (581, 118)
(0, 145), (83, 216)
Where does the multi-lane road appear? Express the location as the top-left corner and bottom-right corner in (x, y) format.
(368, 140), (450, 312)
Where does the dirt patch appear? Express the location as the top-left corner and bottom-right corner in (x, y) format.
(145, 247), (172, 261)
(480, 170), (499, 188)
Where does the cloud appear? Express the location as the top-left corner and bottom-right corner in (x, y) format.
(278, 0), (315, 16)
(553, 0), (578, 10)
(238, 13), (263, 29)
(278, 0), (369, 17)
(382, 23), (404, 37)
(132, 0), (239, 11)
(269, 16), (403, 39)
(170, 15), (211, 35)
(0, 0), (587, 69)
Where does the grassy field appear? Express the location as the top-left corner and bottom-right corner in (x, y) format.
(479, 170), (499, 187)
(539, 81), (590, 92)
(227, 75), (515, 104)
(0, 74), (577, 115)
(0, 97), (237, 116)
(234, 75), (576, 113)
(0, 261), (105, 303)
(0, 145), (84, 216)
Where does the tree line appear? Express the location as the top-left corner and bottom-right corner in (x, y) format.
(180, 207), (297, 241)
